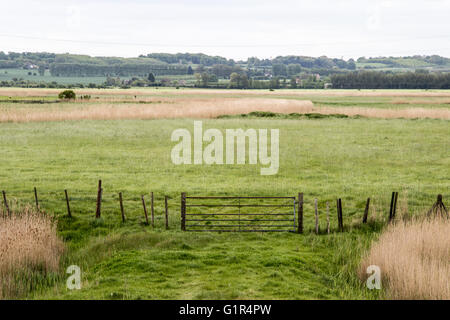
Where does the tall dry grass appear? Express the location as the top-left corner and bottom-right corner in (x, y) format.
(0, 207), (64, 299)
(360, 216), (450, 300)
(1, 97), (449, 122)
(0, 98), (314, 122)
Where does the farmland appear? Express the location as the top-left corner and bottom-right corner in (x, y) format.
(0, 88), (449, 299)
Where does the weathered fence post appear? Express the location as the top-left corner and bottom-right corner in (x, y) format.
(336, 199), (339, 231)
(314, 198), (319, 234)
(181, 192), (186, 231)
(393, 192), (398, 220)
(64, 189), (72, 218)
(2, 190), (10, 218)
(151, 192), (155, 227)
(119, 192), (125, 222)
(427, 194), (448, 218)
(363, 197), (370, 224)
(141, 195), (149, 225)
(165, 195), (169, 230)
(34, 187), (39, 211)
(95, 180), (102, 219)
(326, 201), (330, 234)
(337, 198), (343, 232)
(297, 193), (303, 234)
(389, 192), (398, 222)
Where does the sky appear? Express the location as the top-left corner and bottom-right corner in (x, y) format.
(0, 0), (449, 60)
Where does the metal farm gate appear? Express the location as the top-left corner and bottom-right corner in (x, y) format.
(180, 194), (297, 232)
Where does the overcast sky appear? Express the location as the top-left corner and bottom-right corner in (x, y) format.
(1, 0), (449, 60)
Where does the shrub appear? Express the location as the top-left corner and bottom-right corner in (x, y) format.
(360, 216), (449, 299)
(58, 90), (76, 100)
(0, 207), (65, 299)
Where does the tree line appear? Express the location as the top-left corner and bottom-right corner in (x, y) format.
(49, 63), (189, 77)
(330, 71), (450, 89)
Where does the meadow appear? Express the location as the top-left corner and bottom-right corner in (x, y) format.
(0, 88), (448, 299)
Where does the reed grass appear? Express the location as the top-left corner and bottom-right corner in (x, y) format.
(1, 97), (449, 122)
(360, 216), (449, 300)
(0, 207), (64, 299)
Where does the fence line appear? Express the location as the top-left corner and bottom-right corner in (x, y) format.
(1, 182), (447, 234)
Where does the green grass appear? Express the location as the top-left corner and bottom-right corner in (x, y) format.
(0, 69), (196, 86)
(0, 114), (448, 299)
(0, 68), (124, 85)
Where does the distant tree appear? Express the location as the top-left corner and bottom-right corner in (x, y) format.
(229, 72), (240, 88)
(58, 90), (76, 100)
(196, 65), (206, 73)
(201, 72), (210, 87)
(272, 64), (287, 76)
(269, 77), (280, 89)
(148, 73), (155, 82)
(347, 59), (356, 70)
(38, 65), (46, 76)
(187, 66), (194, 75)
(194, 73), (202, 87)
(290, 78), (297, 89)
(229, 73), (249, 89)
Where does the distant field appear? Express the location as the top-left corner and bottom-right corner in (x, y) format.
(0, 69), (198, 85)
(0, 88), (449, 122)
(0, 68), (113, 85)
(0, 88), (448, 299)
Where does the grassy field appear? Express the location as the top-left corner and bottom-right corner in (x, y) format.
(0, 88), (449, 121)
(0, 68), (113, 85)
(0, 88), (448, 299)
(0, 69), (199, 86)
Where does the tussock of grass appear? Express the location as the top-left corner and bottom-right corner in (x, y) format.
(0, 207), (64, 299)
(360, 216), (449, 300)
(218, 111), (351, 119)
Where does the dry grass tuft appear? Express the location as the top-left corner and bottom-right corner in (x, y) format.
(360, 216), (450, 300)
(0, 207), (64, 299)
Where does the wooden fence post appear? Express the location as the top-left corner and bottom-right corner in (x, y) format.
(95, 180), (102, 219)
(297, 193), (303, 234)
(141, 195), (149, 225)
(389, 192), (399, 222)
(181, 192), (186, 231)
(393, 192), (398, 220)
(326, 202), (330, 234)
(165, 195), (169, 230)
(2, 191), (10, 218)
(363, 197), (370, 224)
(389, 192), (395, 222)
(34, 187), (39, 211)
(337, 198), (343, 232)
(119, 192), (125, 223)
(151, 192), (155, 227)
(336, 199), (339, 231)
(314, 198), (319, 234)
(64, 190), (72, 218)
